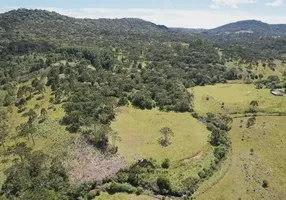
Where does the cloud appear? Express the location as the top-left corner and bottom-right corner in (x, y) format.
(1, 7), (286, 29)
(210, 0), (257, 9)
(265, 0), (283, 7)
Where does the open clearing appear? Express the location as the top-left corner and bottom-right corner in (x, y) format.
(111, 106), (210, 163)
(111, 106), (216, 195)
(94, 192), (156, 200)
(197, 116), (286, 200)
(191, 83), (286, 115)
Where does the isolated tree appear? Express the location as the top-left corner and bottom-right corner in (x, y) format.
(250, 100), (258, 108)
(40, 108), (48, 121)
(246, 116), (256, 128)
(17, 122), (36, 146)
(262, 180), (269, 188)
(158, 127), (174, 147)
(27, 109), (37, 124)
(109, 131), (121, 147)
(16, 98), (27, 109)
(249, 100), (258, 112)
(13, 142), (32, 161)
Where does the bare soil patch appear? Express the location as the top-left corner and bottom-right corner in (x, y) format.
(63, 138), (125, 185)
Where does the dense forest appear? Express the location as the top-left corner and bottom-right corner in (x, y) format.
(0, 8), (286, 200)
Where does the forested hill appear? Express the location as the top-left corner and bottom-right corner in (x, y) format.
(172, 20), (286, 37)
(0, 8), (193, 48)
(209, 20), (286, 37)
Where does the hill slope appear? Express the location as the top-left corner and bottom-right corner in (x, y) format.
(0, 8), (192, 48)
(209, 20), (286, 37)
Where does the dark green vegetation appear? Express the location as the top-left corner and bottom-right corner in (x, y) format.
(181, 20), (286, 62)
(1, 8), (286, 200)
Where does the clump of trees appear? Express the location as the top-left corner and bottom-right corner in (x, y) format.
(158, 127), (174, 147)
(0, 151), (70, 199)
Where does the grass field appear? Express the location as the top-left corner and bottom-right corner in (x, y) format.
(111, 106), (216, 194)
(191, 83), (286, 115)
(111, 106), (210, 163)
(94, 192), (156, 200)
(197, 116), (286, 200)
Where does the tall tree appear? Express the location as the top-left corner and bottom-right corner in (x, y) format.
(40, 108), (48, 121)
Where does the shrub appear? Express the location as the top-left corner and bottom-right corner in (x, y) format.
(161, 159), (170, 169)
(214, 147), (227, 160)
(127, 173), (140, 187)
(182, 176), (199, 194)
(106, 181), (136, 194)
(262, 180), (269, 188)
(191, 112), (199, 119)
(157, 176), (171, 194)
(118, 96), (128, 106)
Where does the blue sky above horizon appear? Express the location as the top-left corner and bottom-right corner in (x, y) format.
(0, 0), (285, 28)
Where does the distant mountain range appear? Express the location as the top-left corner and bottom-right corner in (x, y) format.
(176, 20), (286, 38)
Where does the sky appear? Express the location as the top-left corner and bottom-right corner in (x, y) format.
(0, 0), (285, 28)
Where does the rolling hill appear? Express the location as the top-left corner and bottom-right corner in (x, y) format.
(209, 20), (286, 37)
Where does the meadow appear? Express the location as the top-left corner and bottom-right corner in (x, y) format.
(111, 106), (210, 163)
(191, 83), (286, 115)
(196, 116), (286, 200)
(111, 106), (216, 193)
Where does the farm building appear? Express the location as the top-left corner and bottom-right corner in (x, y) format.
(270, 89), (284, 96)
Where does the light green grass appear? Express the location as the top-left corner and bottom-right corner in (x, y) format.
(226, 60), (286, 79)
(191, 84), (286, 115)
(197, 116), (286, 200)
(111, 107), (210, 163)
(94, 192), (157, 200)
(111, 107), (215, 192)
(0, 85), (71, 187)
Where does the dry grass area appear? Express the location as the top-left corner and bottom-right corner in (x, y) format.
(196, 116), (286, 200)
(63, 138), (125, 185)
(111, 106), (210, 163)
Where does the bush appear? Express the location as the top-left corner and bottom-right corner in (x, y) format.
(182, 176), (199, 194)
(135, 187), (144, 195)
(161, 159), (170, 169)
(86, 190), (100, 200)
(262, 180), (269, 188)
(214, 147), (227, 160)
(127, 173), (141, 187)
(118, 96), (128, 106)
(191, 112), (199, 119)
(106, 181), (136, 194)
(157, 176), (171, 194)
